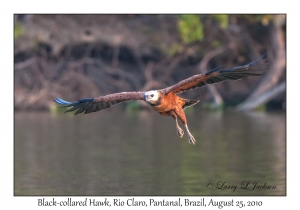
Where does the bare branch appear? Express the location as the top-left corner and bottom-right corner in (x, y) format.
(14, 57), (36, 70)
(197, 46), (227, 106)
(236, 82), (285, 111)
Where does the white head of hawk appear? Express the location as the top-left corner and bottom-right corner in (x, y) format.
(144, 90), (160, 105)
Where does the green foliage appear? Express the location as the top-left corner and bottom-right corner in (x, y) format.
(14, 23), (25, 40)
(49, 103), (73, 114)
(184, 105), (195, 115)
(126, 100), (141, 112)
(49, 104), (58, 114)
(258, 15), (273, 26)
(254, 104), (266, 112)
(212, 14), (228, 30)
(201, 102), (224, 111)
(212, 39), (223, 47)
(178, 15), (204, 44)
(241, 14), (274, 26)
(168, 42), (184, 56)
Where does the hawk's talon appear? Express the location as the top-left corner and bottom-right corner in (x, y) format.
(176, 126), (184, 138)
(188, 134), (196, 145)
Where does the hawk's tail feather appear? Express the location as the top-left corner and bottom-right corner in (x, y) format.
(182, 99), (200, 109)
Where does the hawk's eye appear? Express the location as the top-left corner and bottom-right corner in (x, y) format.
(151, 94), (154, 97)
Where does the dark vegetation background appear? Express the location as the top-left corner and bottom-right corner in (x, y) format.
(14, 14), (286, 112)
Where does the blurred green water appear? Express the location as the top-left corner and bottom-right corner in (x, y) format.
(14, 109), (285, 195)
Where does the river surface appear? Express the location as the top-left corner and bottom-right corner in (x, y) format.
(14, 110), (285, 196)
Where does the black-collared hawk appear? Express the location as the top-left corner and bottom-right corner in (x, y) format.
(55, 54), (268, 144)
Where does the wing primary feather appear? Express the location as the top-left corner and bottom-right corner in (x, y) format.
(85, 103), (100, 114)
(81, 103), (94, 114)
(74, 103), (90, 115)
(244, 52), (267, 66)
(204, 64), (225, 75)
(99, 102), (108, 110)
(78, 98), (94, 103)
(95, 103), (103, 112)
(65, 105), (81, 113)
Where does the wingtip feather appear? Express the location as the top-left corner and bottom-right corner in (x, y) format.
(78, 98), (94, 103)
(54, 98), (73, 105)
(205, 64), (225, 75)
(244, 52), (267, 66)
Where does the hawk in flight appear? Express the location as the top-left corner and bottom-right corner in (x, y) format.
(55, 55), (268, 144)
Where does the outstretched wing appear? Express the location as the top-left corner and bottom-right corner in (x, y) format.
(54, 91), (145, 115)
(162, 54), (268, 94)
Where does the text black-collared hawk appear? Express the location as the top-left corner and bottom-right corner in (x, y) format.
(55, 55), (268, 144)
